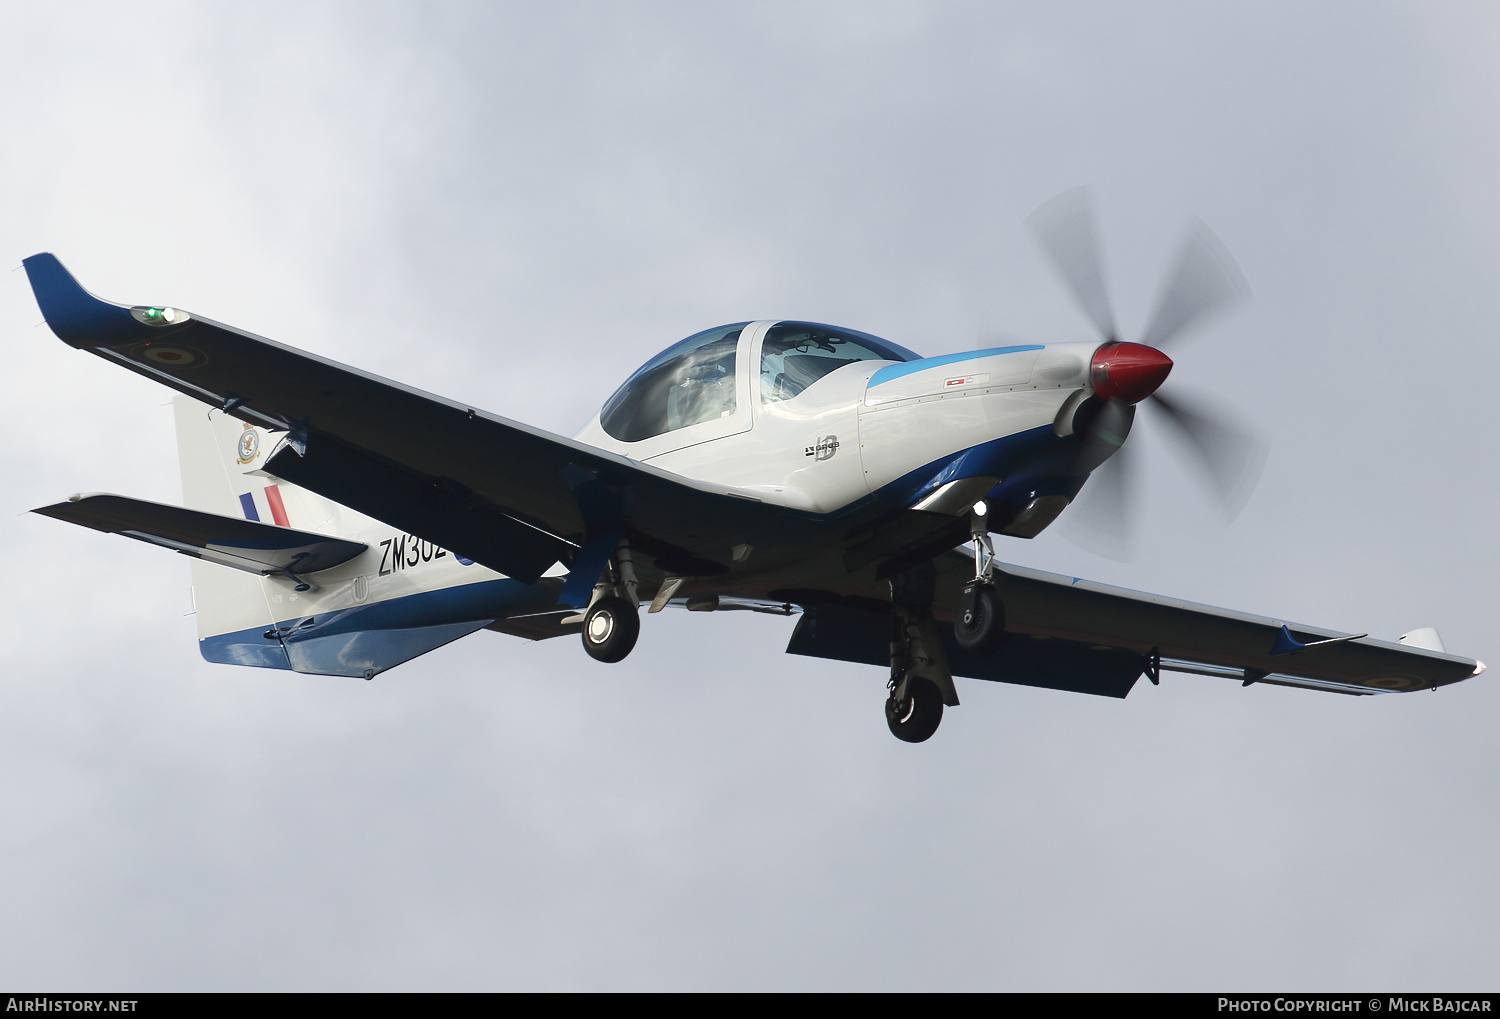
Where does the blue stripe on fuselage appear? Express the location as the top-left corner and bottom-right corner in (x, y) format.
(871, 423), (1074, 509)
(867, 345), (1044, 389)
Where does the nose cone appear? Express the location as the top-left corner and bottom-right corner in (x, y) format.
(1090, 342), (1173, 404)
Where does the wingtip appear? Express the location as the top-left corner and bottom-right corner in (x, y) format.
(22, 253), (139, 348)
(1270, 624), (1306, 657)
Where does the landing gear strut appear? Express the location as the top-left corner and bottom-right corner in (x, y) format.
(886, 566), (960, 743)
(953, 502), (1006, 656)
(579, 540), (642, 663)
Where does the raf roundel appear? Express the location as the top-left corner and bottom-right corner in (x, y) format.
(128, 342), (208, 368)
(236, 424), (260, 464)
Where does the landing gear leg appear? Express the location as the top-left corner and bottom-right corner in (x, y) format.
(954, 503), (1007, 656)
(886, 571), (959, 743)
(580, 540), (642, 663)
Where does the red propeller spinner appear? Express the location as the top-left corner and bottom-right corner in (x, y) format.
(1090, 342), (1173, 404)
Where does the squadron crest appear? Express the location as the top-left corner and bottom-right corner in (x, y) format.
(236, 423), (260, 464)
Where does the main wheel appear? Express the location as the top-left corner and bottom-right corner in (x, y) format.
(582, 596), (640, 663)
(885, 676), (944, 743)
(953, 582), (1006, 656)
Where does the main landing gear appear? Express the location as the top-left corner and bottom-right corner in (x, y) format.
(884, 505), (1010, 743)
(953, 502), (1006, 657)
(886, 675), (945, 743)
(582, 596), (639, 663)
(886, 566), (962, 743)
(578, 541), (642, 663)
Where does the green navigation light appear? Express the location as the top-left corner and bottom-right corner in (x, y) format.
(130, 305), (191, 327)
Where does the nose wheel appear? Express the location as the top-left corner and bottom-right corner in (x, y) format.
(582, 596), (640, 662)
(954, 580), (1006, 656)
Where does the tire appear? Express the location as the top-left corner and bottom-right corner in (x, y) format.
(953, 582), (1006, 656)
(885, 676), (944, 743)
(582, 596), (640, 663)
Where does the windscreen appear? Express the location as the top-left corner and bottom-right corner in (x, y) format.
(599, 323), (747, 442)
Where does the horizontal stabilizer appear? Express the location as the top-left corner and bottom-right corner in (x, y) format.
(34, 494), (367, 577)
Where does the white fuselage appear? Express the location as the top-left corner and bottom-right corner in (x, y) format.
(181, 326), (1101, 674)
(573, 321), (1097, 516)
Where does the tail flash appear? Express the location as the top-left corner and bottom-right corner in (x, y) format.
(175, 395), (332, 531)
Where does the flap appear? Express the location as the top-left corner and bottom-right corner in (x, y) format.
(787, 602), (1144, 698)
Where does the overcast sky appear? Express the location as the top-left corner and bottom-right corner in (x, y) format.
(1, 1), (1496, 991)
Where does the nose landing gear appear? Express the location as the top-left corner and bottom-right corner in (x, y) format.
(953, 502), (1007, 656)
(955, 581), (1006, 655)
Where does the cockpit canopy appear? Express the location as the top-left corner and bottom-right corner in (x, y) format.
(759, 322), (919, 404)
(598, 323), (746, 443)
(599, 321), (919, 443)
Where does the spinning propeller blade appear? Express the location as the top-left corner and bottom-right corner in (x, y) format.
(1147, 389), (1268, 521)
(1026, 187), (1119, 343)
(1139, 219), (1251, 350)
(1057, 443), (1137, 561)
(1026, 188), (1267, 557)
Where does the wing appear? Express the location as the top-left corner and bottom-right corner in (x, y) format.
(790, 553), (1482, 697)
(34, 493), (367, 577)
(972, 557), (1480, 695)
(24, 253), (795, 586)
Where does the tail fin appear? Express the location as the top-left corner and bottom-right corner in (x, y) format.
(174, 395), (297, 668)
(174, 394), (339, 530)
(171, 395), (532, 678)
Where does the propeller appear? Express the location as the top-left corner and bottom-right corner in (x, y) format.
(1025, 187), (1267, 558)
